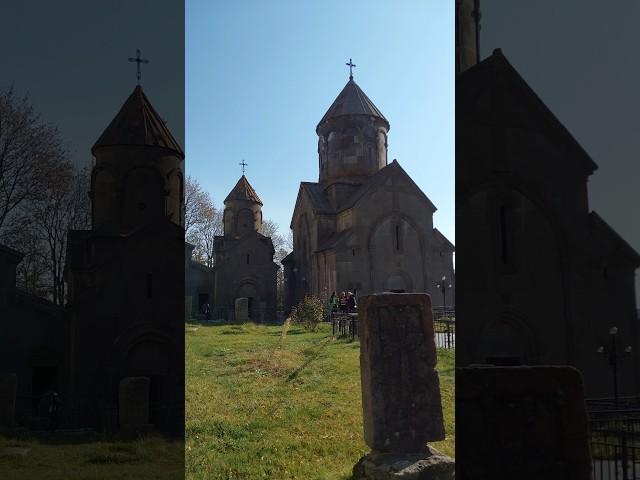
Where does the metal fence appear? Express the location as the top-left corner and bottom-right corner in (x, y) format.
(433, 306), (455, 349)
(588, 399), (640, 479)
(328, 306), (455, 348)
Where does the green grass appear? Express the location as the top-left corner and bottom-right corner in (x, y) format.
(0, 433), (183, 479)
(186, 321), (454, 480)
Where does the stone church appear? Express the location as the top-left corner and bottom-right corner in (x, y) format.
(1, 84), (185, 434)
(456, 0), (640, 397)
(212, 175), (278, 322)
(283, 73), (454, 311)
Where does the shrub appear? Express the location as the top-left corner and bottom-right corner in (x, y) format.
(290, 295), (323, 332)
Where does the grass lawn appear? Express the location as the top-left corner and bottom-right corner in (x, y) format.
(185, 321), (454, 480)
(0, 432), (183, 479)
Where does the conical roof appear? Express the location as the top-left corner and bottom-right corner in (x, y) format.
(316, 78), (389, 132)
(92, 85), (184, 158)
(224, 175), (263, 205)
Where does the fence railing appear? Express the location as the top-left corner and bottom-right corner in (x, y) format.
(329, 307), (455, 348)
(588, 400), (640, 479)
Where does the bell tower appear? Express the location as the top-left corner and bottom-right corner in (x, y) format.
(316, 71), (390, 188)
(223, 175), (263, 238)
(90, 85), (185, 233)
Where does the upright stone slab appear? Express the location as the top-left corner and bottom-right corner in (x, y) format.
(235, 297), (249, 323)
(457, 366), (591, 480)
(0, 373), (17, 428)
(118, 376), (150, 430)
(359, 293), (445, 452)
(184, 296), (192, 320)
(354, 294), (453, 480)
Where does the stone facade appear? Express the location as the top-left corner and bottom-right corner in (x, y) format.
(64, 85), (185, 434)
(284, 78), (454, 311)
(456, 13), (640, 397)
(0, 244), (66, 428)
(213, 176), (278, 322)
(185, 242), (215, 318)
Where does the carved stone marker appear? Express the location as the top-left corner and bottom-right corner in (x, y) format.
(353, 293), (454, 479)
(184, 296), (192, 320)
(457, 366), (591, 480)
(235, 297), (249, 323)
(0, 373), (17, 428)
(118, 376), (151, 431)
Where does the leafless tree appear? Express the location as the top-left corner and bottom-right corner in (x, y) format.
(0, 87), (63, 232)
(185, 175), (212, 236)
(189, 203), (224, 268)
(22, 161), (90, 305)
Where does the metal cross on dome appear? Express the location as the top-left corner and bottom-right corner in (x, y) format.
(239, 160), (248, 175)
(128, 49), (149, 85)
(346, 58), (356, 80)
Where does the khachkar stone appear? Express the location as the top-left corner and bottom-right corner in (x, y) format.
(185, 296), (192, 320)
(0, 373), (17, 428)
(353, 293), (454, 480)
(457, 366), (591, 480)
(118, 376), (151, 431)
(235, 297), (249, 323)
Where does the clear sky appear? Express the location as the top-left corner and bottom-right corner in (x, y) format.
(1, 1), (184, 169)
(186, 0), (454, 242)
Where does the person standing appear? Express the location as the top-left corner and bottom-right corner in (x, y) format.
(339, 291), (348, 313)
(329, 291), (338, 313)
(48, 391), (60, 431)
(347, 291), (356, 313)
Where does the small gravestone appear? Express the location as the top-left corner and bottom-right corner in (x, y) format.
(0, 373), (17, 428)
(185, 296), (192, 320)
(235, 297), (249, 323)
(457, 366), (591, 480)
(353, 293), (454, 480)
(118, 376), (152, 431)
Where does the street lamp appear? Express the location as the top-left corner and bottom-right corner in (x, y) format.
(435, 275), (452, 307)
(597, 326), (633, 407)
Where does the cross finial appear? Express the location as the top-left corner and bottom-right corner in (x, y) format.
(239, 160), (248, 175)
(128, 49), (149, 85)
(346, 58), (356, 80)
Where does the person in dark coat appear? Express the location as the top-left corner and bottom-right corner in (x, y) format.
(347, 291), (356, 313)
(47, 391), (61, 431)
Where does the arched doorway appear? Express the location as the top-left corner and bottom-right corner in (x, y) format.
(237, 282), (259, 320)
(477, 317), (536, 365)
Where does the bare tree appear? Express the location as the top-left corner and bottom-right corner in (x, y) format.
(0, 87), (63, 232)
(26, 161), (90, 305)
(190, 204), (224, 268)
(185, 175), (211, 236)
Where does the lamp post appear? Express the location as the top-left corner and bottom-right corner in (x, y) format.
(435, 275), (452, 307)
(597, 326), (633, 407)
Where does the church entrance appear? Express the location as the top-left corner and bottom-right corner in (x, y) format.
(478, 318), (533, 365)
(31, 366), (57, 413)
(247, 297), (254, 319)
(149, 375), (163, 426)
(198, 293), (209, 314)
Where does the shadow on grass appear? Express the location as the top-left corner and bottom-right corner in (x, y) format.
(286, 337), (333, 382)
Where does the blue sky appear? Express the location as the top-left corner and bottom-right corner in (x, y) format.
(186, 0), (454, 243)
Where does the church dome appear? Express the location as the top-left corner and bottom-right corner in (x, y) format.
(92, 85), (184, 158)
(224, 175), (263, 205)
(316, 77), (390, 185)
(223, 175), (263, 237)
(316, 78), (389, 134)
